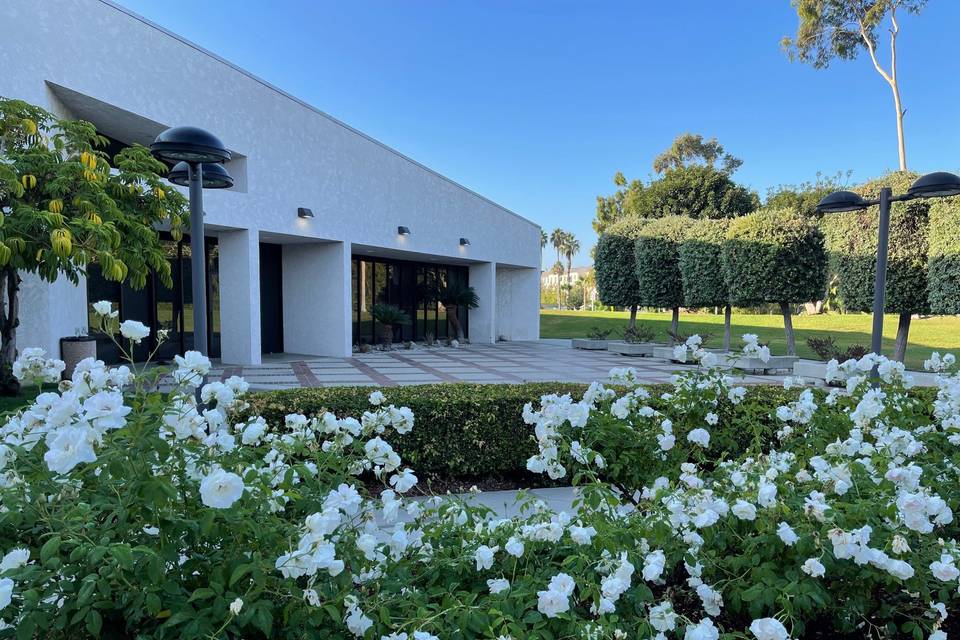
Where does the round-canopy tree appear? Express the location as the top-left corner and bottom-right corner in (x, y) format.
(594, 217), (648, 328)
(633, 215), (690, 341)
(678, 218), (732, 350)
(722, 208), (827, 356)
(927, 196), (960, 315)
(0, 98), (187, 393)
(820, 172), (928, 362)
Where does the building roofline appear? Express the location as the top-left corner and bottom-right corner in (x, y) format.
(98, 0), (540, 230)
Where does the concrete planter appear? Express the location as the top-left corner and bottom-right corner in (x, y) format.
(59, 336), (97, 379)
(608, 341), (656, 357)
(571, 339), (609, 351)
(732, 355), (798, 375)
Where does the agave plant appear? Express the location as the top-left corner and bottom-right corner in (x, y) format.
(371, 303), (411, 347)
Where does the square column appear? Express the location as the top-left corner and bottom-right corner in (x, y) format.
(468, 261), (497, 344)
(282, 241), (352, 357)
(218, 229), (261, 365)
(496, 266), (541, 341)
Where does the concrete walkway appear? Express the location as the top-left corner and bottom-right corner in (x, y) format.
(205, 340), (786, 390)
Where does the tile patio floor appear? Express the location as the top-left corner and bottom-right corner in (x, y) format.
(204, 339), (788, 390)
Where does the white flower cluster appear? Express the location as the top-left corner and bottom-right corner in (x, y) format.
(741, 333), (771, 363)
(11, 348), (64, 386)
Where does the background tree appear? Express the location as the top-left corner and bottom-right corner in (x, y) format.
(927, 196), (960, 315)
(633, 216), (690, 341)
(678, 219), (733, 350)
(550, 228), (565, 307)
(550, 261), (565, 309)
(435, 281), (479, 342)
(593, 171), (645, 234)
(652, 132), (743, 175)
(642, 165), (758, 220)
(0, 98), (186, 393)
(722, 209), (828, 355)
(561, 232), (580, 294)
(820, 171), (929, 361)
(782, 0), (927, 171)
(594, 218), (648, 328)
(765, 170), (853, 218)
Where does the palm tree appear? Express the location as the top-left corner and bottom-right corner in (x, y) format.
(550, 229), (565, 309)
(436, 282), (479, 342)
(371, 303), (411, 347)
(562, 232), (580, 308)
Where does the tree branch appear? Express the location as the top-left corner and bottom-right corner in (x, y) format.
(857, 15), (894, 86)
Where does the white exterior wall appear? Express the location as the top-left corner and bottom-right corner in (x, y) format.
(281, 242), (353, 358)
(0, 0), (540, 362)
(496, 266), (541, 341)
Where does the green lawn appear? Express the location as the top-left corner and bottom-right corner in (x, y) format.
(541, 309), (960, 371)
(0, 386), (39, 414)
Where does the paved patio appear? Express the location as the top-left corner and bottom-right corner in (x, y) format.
(205, 339), (787, 390)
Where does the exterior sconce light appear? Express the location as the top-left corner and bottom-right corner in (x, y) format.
(397, 226), (411, 236)
(298, 207), (314, 219)
(459, 237), (470, 246)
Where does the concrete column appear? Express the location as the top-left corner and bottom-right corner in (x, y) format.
(282, 241), (352, 357)
(218, 229), (261, 365)
(468, 261), (497, 344)
(18, 271), (88, 358)
(496, 266), (541, 341)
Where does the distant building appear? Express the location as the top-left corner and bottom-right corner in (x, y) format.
(540, 266), (597, 308)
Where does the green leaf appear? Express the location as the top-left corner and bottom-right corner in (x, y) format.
(109, 545), (134, 570)
(85, 610), (103, 637)
(229, 564), (253, 588)
(40, 536), (61, 564)
(187, 588), (216, 602)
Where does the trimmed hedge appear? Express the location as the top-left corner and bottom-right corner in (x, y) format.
(633, 215), (690, 308)
(722, 208), (827, 306)
(242, 382), (827, 479)
(594, 217), (648, 310)
(821, 172), (930, 315)
(678, 218), (730, 308)
(927, 196), (960, 314)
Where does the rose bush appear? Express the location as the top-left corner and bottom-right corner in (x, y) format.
(0, 305), (957, 639)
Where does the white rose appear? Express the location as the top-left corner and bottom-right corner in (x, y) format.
(92, 300), (113, 316)
(487, 578), (510, 594)
(684, 618), (719, 640)
(199, 468), (245, 509)
(749, 617), (789, 640)
(687, 428), (711, 448)
(801, 558), (825, 578)
(732, 500), (757, 521)
(229, 597), (243, 615)
(0, 577), (12, 610)
(776, 522), (799, 546)
(119, 320), (151, 343)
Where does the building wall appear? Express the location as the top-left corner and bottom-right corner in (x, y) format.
(0, 0), (540, 361)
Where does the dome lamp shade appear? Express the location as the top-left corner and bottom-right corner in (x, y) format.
(815, 190), (870, 213)
(150, 126), (231, 164)
(908, 171), (960, 198)
(166, 161), (234, 189)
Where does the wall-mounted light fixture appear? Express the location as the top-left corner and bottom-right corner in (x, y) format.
(297, 207), (314, 219)
(397, 226), (411, 235)
(459, 237), (470, 246)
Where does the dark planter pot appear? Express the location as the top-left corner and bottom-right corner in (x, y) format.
(60, 336), (97, 379)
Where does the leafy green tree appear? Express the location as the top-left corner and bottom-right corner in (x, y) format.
(652, 132), (743, 175)
(561, 232), (580, 295)
(633, 216), (690, 341)
(593, 172), (645, 234)
(0, 98), (186, 392)
(643, 165), (758, 220)
(594, 218), (648, 327)
(765, 170), (853, 218)
(723, 209), (828, 355)
(820, 171), (929, 361)
(566, 281), (585, 310)
(678, 219), (733, 349)
(549, 229), (566, 307)
(927, 197), (960, 315)
(782, 0), (927, 171)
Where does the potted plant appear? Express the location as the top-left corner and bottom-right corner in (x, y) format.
(572, 326), (614, 350)
(792, 336), (868, 383)
(59, 327), (97, 379)
(371, 303), (411, 348)
(435, 282), (479, 343)
(609, 323), (658, 357)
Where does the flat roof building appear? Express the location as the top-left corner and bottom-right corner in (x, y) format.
(1, 0), (541, 364)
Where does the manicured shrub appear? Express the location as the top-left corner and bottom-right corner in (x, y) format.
(927, 196), (960, 314)
(678, 218), (732, 348)
(633, 216), (690, 338)
(722, 208), (827, 355)
(594, 217), (648, 326)
(820, 172), (929, 361)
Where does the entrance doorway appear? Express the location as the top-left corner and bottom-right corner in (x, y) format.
(259, 243), (284, 354)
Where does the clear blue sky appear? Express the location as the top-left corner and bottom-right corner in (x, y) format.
(117, 0), (960, 268)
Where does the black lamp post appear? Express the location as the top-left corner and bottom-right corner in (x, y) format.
(150, 127), (232, 356)
(816, 171), (960, 378)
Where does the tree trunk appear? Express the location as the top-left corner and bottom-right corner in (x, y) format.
(723, 304), (731, 352)
(448, 305), (465, 342)
(0, 266), (21, 395)
(382, 324), (393, 347)
(628, 305), (637, 329)
(670, 307), (679, 345)
(780, 302), (796, 356)
(893, 312), (910, 362)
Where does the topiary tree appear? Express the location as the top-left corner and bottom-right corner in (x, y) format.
(594, 217), (648, 328)
(928, 196), (960, 315)
(633, 216), (690, 341)
(722, 208), (827, 356)
(678, 218), (732, 350)
(0, 97), (187, 393)
(820, 172), (928, 362)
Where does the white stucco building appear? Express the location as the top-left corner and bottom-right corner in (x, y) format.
(0, 0), (541, 364)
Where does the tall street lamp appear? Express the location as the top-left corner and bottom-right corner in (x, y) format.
(816, 171), (960, 377)
(150, 127), (233, 355)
